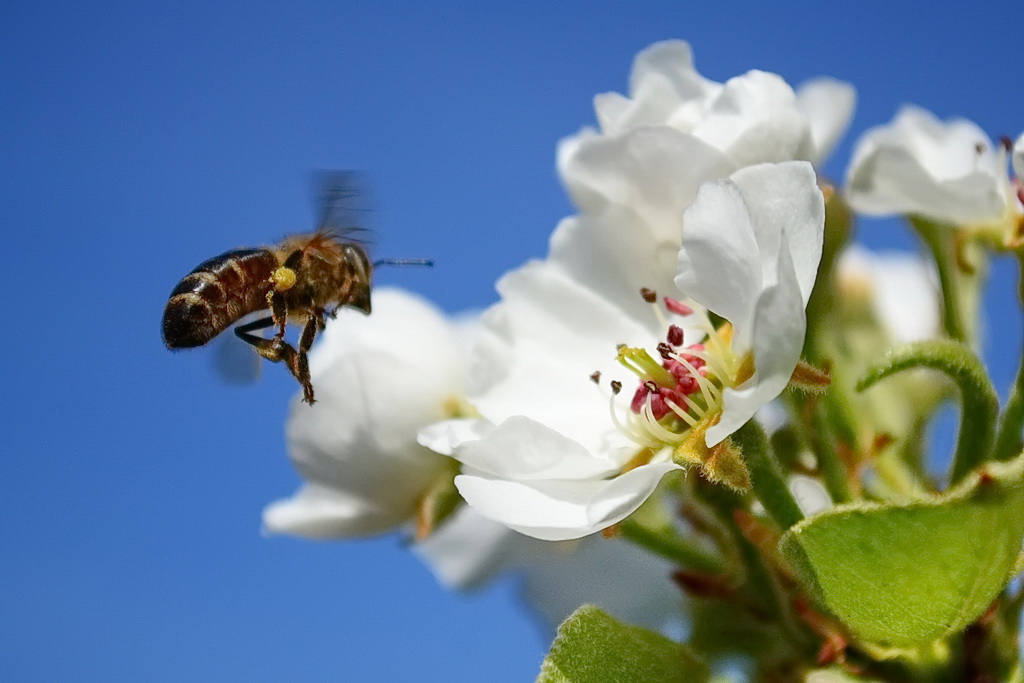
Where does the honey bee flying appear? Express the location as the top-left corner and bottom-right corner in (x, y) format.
(162, 173), (430, 405)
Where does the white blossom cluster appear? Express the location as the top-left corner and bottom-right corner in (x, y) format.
(261, 41), (1023, 630)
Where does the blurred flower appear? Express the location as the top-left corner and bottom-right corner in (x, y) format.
(1015, 134), (1024, 181)
(414, 506), (684, 636)
(833, 245), (950, 490)
(789, 474), (831, 516)
(262, 288), (466, 539)
(845, 106), (1023, 230)
(590, 39), (855, 167)
(836, 244), (942, 344)
(420, 162), (824, 540)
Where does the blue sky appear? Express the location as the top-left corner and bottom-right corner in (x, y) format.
(2, 2), (1023, 681)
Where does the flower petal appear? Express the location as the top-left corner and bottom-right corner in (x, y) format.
(728, 161), (824, 307)
(789, 474), (832, 516)
(414, 505), (685, 636)
(549, 212), (688, 327)
(795, 78), (857, 164)
(467, 260), (650, 454)
(454, 462), (681, 541)
(558, 125), (735, 242)
(413, 506), (537, 590)
(262, 483), (405, 538)
(454, 416), (619, 480)
(520, 531), (684, 634)
(417, 418), (493, 456)
(692, 70), (815, 166)
(287, 351), (451, 488)
(707, 235), (807, 445)
(308, 287), (463, 377)
(594, 39), (721, 134)
(676, 179), (762, 332)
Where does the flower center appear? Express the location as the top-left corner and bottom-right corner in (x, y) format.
(606, 291), (741, 454)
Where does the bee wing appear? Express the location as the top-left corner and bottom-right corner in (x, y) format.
(314, 170), (373, 244)
(211, 312), (263, 384)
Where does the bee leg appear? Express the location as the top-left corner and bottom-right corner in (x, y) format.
(268, 289), (289, 339)
(313, 308), (328, 330)
(234, 317), (316, 405)
(292, 314), (321, 403)
(234, 315), (276, 342)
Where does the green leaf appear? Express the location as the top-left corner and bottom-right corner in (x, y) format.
(537, 605), (708, 683)
(780, 456), (1024, 647)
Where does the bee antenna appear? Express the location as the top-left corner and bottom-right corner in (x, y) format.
(374, 258), (434, 268)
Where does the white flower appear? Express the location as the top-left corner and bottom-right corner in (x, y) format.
(421, 162), (824, 540)
(420, 255), (682, 540)
(262, 288), (466, 539)
(590, 39), (855, 167)
(414, 506), (684, 635)
(845, 105), (1022, 227)
(836, 245), (941, 344)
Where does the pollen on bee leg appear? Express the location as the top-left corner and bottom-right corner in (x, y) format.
(271, 266), (298, 291)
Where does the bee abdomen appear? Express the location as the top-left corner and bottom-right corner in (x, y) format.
(162, 248), (278, 348)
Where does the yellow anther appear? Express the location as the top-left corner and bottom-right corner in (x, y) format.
(271, 266), (297, 291)
(617, 346), (676, 387)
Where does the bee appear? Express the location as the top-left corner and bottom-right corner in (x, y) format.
(162, 173), (429, 404)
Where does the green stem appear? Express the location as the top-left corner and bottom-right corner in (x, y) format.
(993, 353), (1024, 462)
(733, 421), (803, 529)
(993, 257), (1024, 463)
(856, 340), (1000, 485)
(696, 482), (782, 617)
(817, 390), (856, 503)
(782, 390), (853, 504)
(911, 217), (971, 344)
(618, 518), (725, 575)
